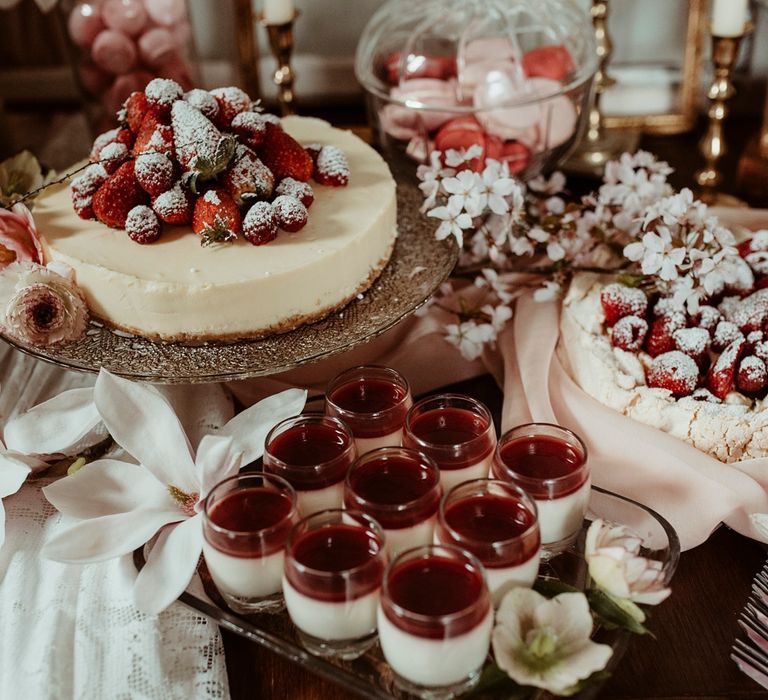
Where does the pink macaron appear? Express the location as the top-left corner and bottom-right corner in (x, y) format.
(92, 29), (138, 75)
(389, 78), (459, 132)
(68, 2), (106, 48)
(138, 26), (176, 68)
(101, 0), (148, 37)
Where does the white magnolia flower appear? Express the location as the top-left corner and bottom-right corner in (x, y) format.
(493, 588), (613, 695)
(533, 280), (562, 302)
(0, 442), (37, 550)
(442, 170), (483, 217)
(42, 369), (306, 614)
(585, 519), (671, 621)
(445, 320), (495, 361)
(428, 196), (474, 247)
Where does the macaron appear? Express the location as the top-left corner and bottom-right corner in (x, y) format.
(68, 3), (105, 48)
(144, 0), (187, 26)
(390, 78), (459, 132)
(101, 0), (148, 37)
(92, 29), (138, 75)
(474, 68), (542, 139)
(522, 45), (575, 81)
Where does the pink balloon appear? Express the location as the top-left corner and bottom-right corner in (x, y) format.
(102, 0), (148, 37)
(138, 27), (176, 68)
(144, 0), (186, 26)
(68, 3), (105, 48)
(92, 29), (138, 75)
(78, 60), (112, 95)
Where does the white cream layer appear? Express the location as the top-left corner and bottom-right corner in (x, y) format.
(384, 515), (436, 558)
(36, 117), (397, 340)
(536, 478), (591, 545)
(438, 452), (493, 493)
(295, 481), (344, 517)
(354, 428), (403, 456)
(282, 578), (379, 640)
(202, 541), (284, 599)
(377, 607), (493, 687)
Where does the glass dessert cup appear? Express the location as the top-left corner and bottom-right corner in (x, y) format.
(344, 446), (442, 558)
(436, 478), (540, 605)
(264, 414), (357, 516)
(282, 509), (387, 660)
(326, 365), (413, 456)
(202, 472), (299, 614)
(378, 544), (493, 698)
(355, 0), (598, 181)
(492, 422), (590, 557)
(403, 393), (497, 493)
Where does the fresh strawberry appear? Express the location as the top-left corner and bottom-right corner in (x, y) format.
(90, 127), (133, 162)
(746, 251), (768, 277)
(271, 195), (308, 232)
(707, 338), (746, 399)
(192, 187), (242, 245)
(728, 289), (768, 332)
(172, 101), (235, 192)
(152, 181), (194, 225)
(693, 305), (721, 333)
(144, 78), (183, 119)
(230, 111), (267, 149)
(304, 142), (322, 165)
(258, 123), (313, 182)
(712, 320), (745, 352)
(600, 283), (648, 326)
(209, 86), (251, 129)
(242, 201), (278, 246)
(70, 164), (108, 220)
(738, 239), (753, 258)
(275, 177), (314, 208)
(184, 88), (219, 121)
(646, 351), (699, 397)
(125, 205), (161, 244)
(645, 316), (684, 357)
(756, 340), (768, 365)
(121, 91), (149, 134)
(673, 327), (711, 365)
(522, 45), (575, 81)
(99, 142), (129, 174)
(92, 160), (149, 228)
(133, 112), (174, 158)
(737, 355), (768, 394)
(135, 151), (175, 197)
(222, 144), (274, 205)
(610, 315), (647, 352)
(313, 145), (349, 187)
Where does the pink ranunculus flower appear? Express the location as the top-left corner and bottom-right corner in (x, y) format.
(0, 203), (43, 269)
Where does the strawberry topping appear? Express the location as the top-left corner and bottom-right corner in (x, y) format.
(210, 86), (251, 129)
(707, 338), (747, 399)
(125, 205), (161, 244)
(272, 195), (308, 233)
(152, 181), (193, 225)
(135, 152), (175, 197)
(192, 187), (242, 246)
(231, 111), (267, 149)
(646, 351), (699, 397)
(737, 355), (768, 394)
(645, 315), (684, 357)
(600, 283), (648, 326)
(183, 88), (220, 121)
(275, 177), (314, 208)
(314, 145), (350, 187)
(712, 320), (745, 352)
(673, 327), (711, 365)
(121, 91), (148, 134)
(145, 78), (183, 118)
(610, 315), (648, 352)
(92, 160), (148, 229)
(243, 201), (278, 246)
(258, 123), (313, 182)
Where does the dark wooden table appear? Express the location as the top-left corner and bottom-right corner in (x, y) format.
(219, 108), (768, 698)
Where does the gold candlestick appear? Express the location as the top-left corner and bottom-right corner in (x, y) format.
(564, 0), (639, 177)
(260, 12), (299, 116)
(695, 31), (748, 205)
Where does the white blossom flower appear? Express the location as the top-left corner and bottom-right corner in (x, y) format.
(493, 588), (613, 695)
(585, 519), (671, 622)
(481, 303), (512, 331)
(475, 161), (520, 216)
(527, 171), (566, 195)
(624, 229), (686, 281)
(445, 320), (495, 361)
(510, 234), (535, 257)
(442, 170), (483, 217)
(416, 151), (454, 212)
(444, 144), (483, 168)
(428, 196), (474, 247)
(42, 369), (306, 614)
(474, 268), (513, 303)
(533, 280), (562, 302)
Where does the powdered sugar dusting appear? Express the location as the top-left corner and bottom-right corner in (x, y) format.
(727, 289), (768, 332)
(145, 78), (183, 108)
(135, 152), (174, 194)
(271, 194), (307, 231)
(713, 320), (744, 351)
(647, 350), (699, 396)
(89, 128), (119, 161)
(315, 145), (350, 185)
(184, 88), (219, 120)
(152, 181), (190, 221)
(210, 86), (251, 114)
(275, 177), (314, 207)
(673, 327), (710, 358)
(125, 205), (160, 244)
(203, 190), (221, 205)
(601, 283), (647, 324)
(610, 315), (647, 351)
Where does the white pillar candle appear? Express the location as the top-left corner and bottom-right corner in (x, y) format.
(263, 0), (294, 25)
(711, 0), (748, 37)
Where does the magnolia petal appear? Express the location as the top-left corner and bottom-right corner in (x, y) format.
(218, 388), (307, 467)
(195, 434), (240, 497)
(133, 514), (203, 614)
(4, 386), (107, 457)
(0, 498), (5, 550)
(533, 592), (594, 648)
(42, 508), (182, 563)
(94, 370), (197, 492)
(495, 587), (542, 646)
(0, 453), (31, 498)
(42, 459), (174, 519)
(631, 587), (671, 606)
(588, 554), (632, 600)
(542, 640), (613, 694)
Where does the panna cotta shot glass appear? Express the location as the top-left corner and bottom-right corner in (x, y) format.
(263, 414), (357, 516)
(403, 394), (497, 493)
(202, 472), (299, 614)
(344, 447), (442, 558)
(491, 423), (590, 556)
(283, 509), (387, 660)
(325, 365), (413, 455)
(378, 544), (493, 698)
(436, 479), (541, 606)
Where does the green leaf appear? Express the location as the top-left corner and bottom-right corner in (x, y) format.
(557, 669), (613, 696)
(469, 662), (534, 699)
(586, 588), (653, 636)
(533, 578), (580, 598)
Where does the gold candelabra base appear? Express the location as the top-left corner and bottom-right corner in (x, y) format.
(695, 31), (749, 205)
(260, 11), (299, 116)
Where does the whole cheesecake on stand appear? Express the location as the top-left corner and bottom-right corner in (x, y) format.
(31, 81), (398, 343)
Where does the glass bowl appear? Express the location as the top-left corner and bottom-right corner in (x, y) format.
(355, 0), (598, 180)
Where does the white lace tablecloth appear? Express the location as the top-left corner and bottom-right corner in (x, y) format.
(0, 343), (230, 700)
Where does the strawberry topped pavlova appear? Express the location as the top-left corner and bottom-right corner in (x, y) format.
(30, 79), (397, 342)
